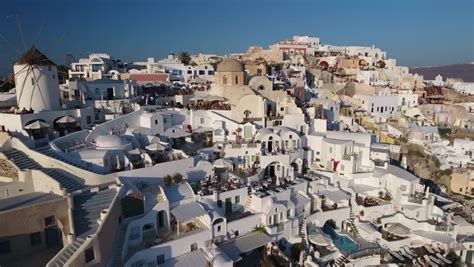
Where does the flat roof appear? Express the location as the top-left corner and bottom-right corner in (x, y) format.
(160, 249), (208, 267)
(171, 202), (207, 222)
(0, 192), (63, 212)
(218, 232), (272, 262)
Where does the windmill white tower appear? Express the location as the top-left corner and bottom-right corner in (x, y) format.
(13, 45), (61, 112)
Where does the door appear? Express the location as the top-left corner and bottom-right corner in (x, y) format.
(225, 198), (232, 214)
(107, 88), (114, 100)
(45, 226), (62, 248)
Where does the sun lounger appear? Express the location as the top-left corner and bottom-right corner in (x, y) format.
(424, 255), (438, 267)
(402, 247), (417, 257)
(429, 255), (442, 265)
(390, 251), (405, 261)
(436, 253), (452, 264)
(424, 244), (435, 254)
(400, 249), (413, 260)
(432, 245), (442, 254)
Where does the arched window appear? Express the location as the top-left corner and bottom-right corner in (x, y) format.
(235, 76), (239, 84)
(223, 75), (228, 85)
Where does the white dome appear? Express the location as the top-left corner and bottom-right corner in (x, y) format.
(95, 135), (128, 149)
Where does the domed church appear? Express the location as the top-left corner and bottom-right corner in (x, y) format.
(197, 57), (295, 123)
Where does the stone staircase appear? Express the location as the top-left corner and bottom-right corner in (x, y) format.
(298, 217), (311, 254)
(47, 188), (116, 267)
(47, 237), (86, 267)
(347, 210), (361, 238)
(111, 223), (128, 267)
(73, 188), (117, 237)
(35, 145), (85, 169)
(3, 149), (83, 193)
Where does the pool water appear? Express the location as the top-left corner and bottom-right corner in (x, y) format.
(322, 223), (359, 254)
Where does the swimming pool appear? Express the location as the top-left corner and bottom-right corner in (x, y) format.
(322, 223), (359, 254)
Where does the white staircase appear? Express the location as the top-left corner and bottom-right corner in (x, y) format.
(111, 223), (128, 267)
(47, 237), (86, 267)
(298, 217), (311, 254)
(334, 254), (348, 266)
(347, 210), (361, 238)
(244, 194), (252, 210)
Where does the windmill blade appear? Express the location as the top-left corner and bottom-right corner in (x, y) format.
(43, 32), (69, 55)
(33, 18), (45, 46)
(0, 33), (23, 55)
(0, 64), (29, 89)
(31, 65), (48, 109)
(16, 65), (33, 106)
(16, 15), (27, 52)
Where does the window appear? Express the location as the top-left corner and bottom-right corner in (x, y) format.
(52, 74), (56, 80)
(287, 209), (291, 217)
(0, 240), (10, 254)
(44, 215), (55, 227)
(235, 230), (239, 237)
(235, 195), (240, 204)
(163, 118), (167, 124)
(217, 225), (222, 232)
(155, 119), (158, 125)
(235, 76), (239, 84)
(86, 116), (91, 124)
(31, 77), (35, 86)
(223, 76), (228, 84)
(157, 254), (165, 264)
(191, 243), (198, 251)
(217, 200), (222, 208)
(187, 70), (193, 74)
(208, 70), (214, 75)
(200, 118), (205, 124)
(30, 232), (41, 246)
(198, 70), (205, 75)
(85, 247), (95, 263)
(329, 147), (333, 153)
(269, 216), (272, 224)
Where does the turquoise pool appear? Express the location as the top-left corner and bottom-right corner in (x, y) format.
(322, 223), (359, 254)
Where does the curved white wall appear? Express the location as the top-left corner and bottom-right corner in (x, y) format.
(14, 64), (61, 112)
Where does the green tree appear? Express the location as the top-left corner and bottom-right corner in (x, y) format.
(178, 52), (191, 65)
(172, 173), (183, 184)
(164, 175), (173, 186)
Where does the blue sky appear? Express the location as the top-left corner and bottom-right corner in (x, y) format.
(0, 0), (473, 76)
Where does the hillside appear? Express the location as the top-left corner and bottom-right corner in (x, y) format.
(410, 63), (474, 82)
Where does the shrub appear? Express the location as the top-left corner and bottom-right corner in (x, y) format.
(173, 173), (183, 184)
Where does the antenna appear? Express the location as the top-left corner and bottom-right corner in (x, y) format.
(16, 15), (27, 52)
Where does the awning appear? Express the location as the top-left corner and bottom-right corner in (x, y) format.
(56, 115), (76, 124)
(171, 202), (207, 222)
(146, 142), (165, 151)
(193, 127), (214, 133)
(24, 120), (49, 129)
(214, 158), (232, 169)
(218, 232), (273, 262)
(385, 223), (411, 236)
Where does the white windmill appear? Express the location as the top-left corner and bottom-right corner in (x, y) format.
(13, 45), (61, 112)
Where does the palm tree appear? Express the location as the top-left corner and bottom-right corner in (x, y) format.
(244, 109), (252, 120)
(178, 52), (191, 65)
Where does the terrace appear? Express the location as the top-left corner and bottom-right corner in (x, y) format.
(250, 177), (305, 198)
(197, 174), (246, 196)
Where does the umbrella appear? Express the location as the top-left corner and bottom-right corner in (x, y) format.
(128, 148), (144, 155)
(24, 120), (50, 130)
(56, 115), (76, 124)
(146, 143), (165, 151)
(214, 158), (232, 169)
(193, 127), (214, 133)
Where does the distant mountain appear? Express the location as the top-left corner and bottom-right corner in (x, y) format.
(410, 63), (474, 82)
